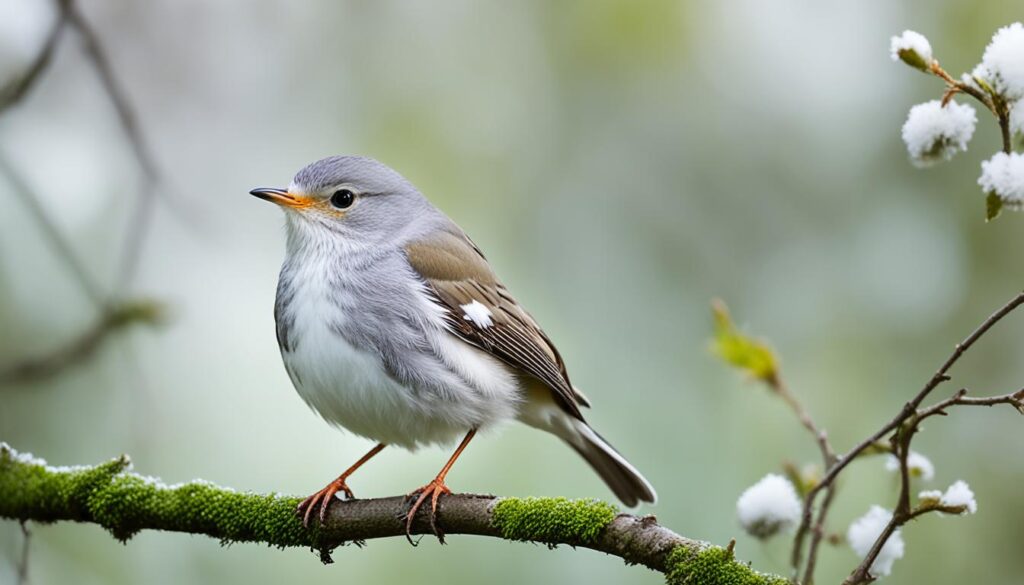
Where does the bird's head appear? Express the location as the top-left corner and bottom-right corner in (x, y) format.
(250, 155), (430, 249)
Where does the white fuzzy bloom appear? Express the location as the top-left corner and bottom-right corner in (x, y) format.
(901, 100), (977, 167)
(883, 451), (935, 481)
(979, 152), (1024, 203)
(736, 474), (802, 539)
(980, 22), (1024, 100)
(940, 480), (977, 514)
(847, 506), (905, 578)
(890, 30), (934, 70)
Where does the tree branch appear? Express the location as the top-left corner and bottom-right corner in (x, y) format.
(0, 300), (163, 385)
(0, 444), (785, 585)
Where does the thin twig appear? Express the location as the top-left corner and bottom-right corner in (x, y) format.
(794, 290), (1024, 583)
(62, 2), (164, 287)
(770, 376), (836, 464)
(64, 4), (157, 181)
(0, 152), (106, 307)
(843, 332), (1024, 583)
(928, 61), (1012, 154)
(800, 482), (835, 585)
(918, 387), (1024, 421)
(767, 374), (839, 584)
(0, 3), (68, 113)
(17, 521), (30, 585)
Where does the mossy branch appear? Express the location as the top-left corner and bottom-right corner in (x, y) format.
(0, 444), (784, 585)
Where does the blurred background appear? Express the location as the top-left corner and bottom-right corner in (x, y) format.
(1, 0), (1021, 583)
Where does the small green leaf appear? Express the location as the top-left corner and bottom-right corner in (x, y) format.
(710, 299), (778, 384)
(986, 192), (1003, 222)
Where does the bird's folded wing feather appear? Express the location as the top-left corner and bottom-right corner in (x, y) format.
(404, 226), (588, 419)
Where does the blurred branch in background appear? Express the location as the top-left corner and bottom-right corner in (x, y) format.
(0, 444), (786, 585)
(16, 521), (30, 585)
(0, 299), (164, 385)
(0, 153), (106, 307)
(0, 1), (68, 112)
(0, 0), (177, 385)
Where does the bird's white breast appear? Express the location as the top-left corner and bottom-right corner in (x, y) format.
(278, 255), (521, 449)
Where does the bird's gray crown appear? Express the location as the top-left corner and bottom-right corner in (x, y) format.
(292, 155), (414, 195)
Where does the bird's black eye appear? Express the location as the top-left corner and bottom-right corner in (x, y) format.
(330, 189), (355, 209)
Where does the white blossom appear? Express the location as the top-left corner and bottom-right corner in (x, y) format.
(979, 152), (1024, 203)
(940, 480), (977, 514)
(847, 506), (905, 578)
(901, 100), (977, 167)
(890, 31), (934, 71)
(735, 474), (802, 539)
(980, 22), (1024, 100)
(883, 451), (935, 481)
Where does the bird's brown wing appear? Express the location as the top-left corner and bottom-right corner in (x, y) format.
(404, 225), (588, 420)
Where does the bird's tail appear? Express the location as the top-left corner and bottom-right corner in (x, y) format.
(563, 419), (657, 508)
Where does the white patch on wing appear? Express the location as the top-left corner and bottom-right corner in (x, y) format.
(460, 300), (493, 328)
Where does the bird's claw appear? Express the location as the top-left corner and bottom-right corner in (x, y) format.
(297, 478), (354, 528)
(404, 478), (451, 544)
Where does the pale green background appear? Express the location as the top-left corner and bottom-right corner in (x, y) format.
(1, 1), (1022, 584)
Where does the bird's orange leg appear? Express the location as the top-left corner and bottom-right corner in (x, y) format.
(298, 442), (386, 527)
(405, 429), (477, 543)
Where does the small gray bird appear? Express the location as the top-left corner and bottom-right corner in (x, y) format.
(251, 156), (656, 536)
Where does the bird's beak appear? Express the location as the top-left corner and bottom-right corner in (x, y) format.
(249, 187), (314, 209)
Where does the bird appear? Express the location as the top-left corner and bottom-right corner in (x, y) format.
(250, 155), (656, 538)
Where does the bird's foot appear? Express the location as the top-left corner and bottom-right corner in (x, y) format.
(404, 477), (452, 544)
(297, 477), (355, 528)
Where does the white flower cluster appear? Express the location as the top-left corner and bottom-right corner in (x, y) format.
(979, 152), (1024, 206)
(884, 451), (935, 481)
(735, 474), (802, 539)
(901, 100), (977, 167)
(891, 24), (1024, 215)
(890, 30), (934, 71)
(975, 22), (1024, 100)
(920, 480), (978, 514)
(847, 506), (905, 578)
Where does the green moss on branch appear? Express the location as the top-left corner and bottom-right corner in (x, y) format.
(1, 443), (785, 584)
(491, 497), (618, 544)
(665, 546), (789, 585)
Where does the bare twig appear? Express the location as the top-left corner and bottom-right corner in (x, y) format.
(64, 4), (157, 181)
(17, 521), (30, 585)
(919, 387), (1024, 420)
(0, 3), (68, 112)
(61, 2), (165, 287)
(0, 152), (106, 307)
(765, 374), (839, 585)
(793, 290), (1024, 584)
(800, 483), (835, 585)
(840, 293), (1024, 585)
(770, 376), (836, 465)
